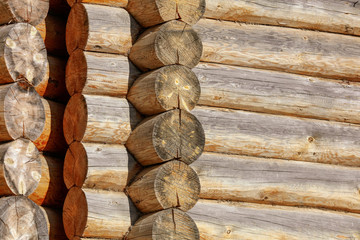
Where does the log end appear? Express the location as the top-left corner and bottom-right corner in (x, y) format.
(64, 142), (87, 189)
(66, 3), (88, 54)
(66, 49), (87, 96)
(7, 0), (49, 25)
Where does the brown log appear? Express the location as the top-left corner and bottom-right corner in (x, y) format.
(127, 208), (199, 240)
(127, 160), (200, 213)
(126, 109), (204, 166)
(41, 207), (67, 240)
(63, 187), (140, 239)
(0, 0), (49, 26)
(129, 20), (202, 72)
(33, 99), (67, 153)
(68, 0), (127, 8)
(35, 55), (69, 103)
(127, 0), (205, 27)
(127, 65), (200, 115)
(0, 196), (48, 239)
(29, 154), (67, 208)
(49, 0), (71, 16)
(63, 94), (141, 145)
(0, 23), (49, 86)
(66, 49), (140, 97)
(66, 3), (140, 55)
(64, 142), (141, 191)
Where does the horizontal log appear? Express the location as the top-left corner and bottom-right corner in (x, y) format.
(0, 23), (49, 86)
(66, 3), (140, 55)
(64, 142), (141, 191)
(29, 154), (67, 208)
(128, 65), (200, 115)
(127, 160), (200, 213)
(189, 199), (360, 240)
(194, 18), (360, 81)
(129, 20), (202, 71)
(66, 49), (140, 97)
(127, 0), (205, 27)
(195, 62), (360, 124)
(68, 0), (127, 8)
(204, 0), (360, 36)
(193, 152), (360, 214)
(0, 0), (48, 26)
(0, 196), (48, 239)
(63, 94), (142, 144)
(126, 109), (204, 166)
(63, 187), (140, 239)
(193, 106), (360, 167)
(0, 139), (41, 196)
(41, 207), (67, 240)
(127, 208), (199, 239)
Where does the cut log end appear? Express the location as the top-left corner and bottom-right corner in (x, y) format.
(4, 23), (49, 87)
(64, 142), (87, 189)
(66, 49), (87, 96)
(66, 3), (88, 54)
(0, 196), (48, 239)
(5, 0), (49, 25)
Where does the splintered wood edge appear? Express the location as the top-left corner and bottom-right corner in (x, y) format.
(66, 3), (88, 54)
(66, 49), (87, 96)
(64, 142), (87, 189)
(7, 0), (49, 25)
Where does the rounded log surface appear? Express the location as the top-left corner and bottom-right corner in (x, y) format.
(129, 20), (202, 71)
(67, 0), (127, 8)
(0, 196), (48, 239)
(126, 109), (205, 166)
(0, 23), (49, 86)
(127, 0), (205, 27)
(127, 160), (200, 213)
(128, 65), (200, 115)
(128, 208), (199, 240)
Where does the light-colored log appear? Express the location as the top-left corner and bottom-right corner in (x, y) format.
(0, 82), (45, 141)
(129, 20), (202, 71)
(0, 0), (48, 26)
(195, 62), (360, 124)
(64, 142), (141, 191)
(66, 3), (140, 55)
(29, 154), (67, 208)
(0, 23), (49, 86)
(66, 49), (140, 97)
(128, 65), (200, 115)
(63, 187), (140, 239)
(127, 0), (205, 27)
(126, 109), (204, 166)
(193, 152), (360, 214)
(189, 199), (360, 240)
(0, 139), (41, 196)
(0, 196), (48, 239)
(63, 94), (141, 145)
(127, 208), (199, 240)
(41, 207), (67, 240)
(193, 106), (360, 167)
(194, 18), (360, 81)
(205, 0), (360, 36)
(34, 99), (67, 153)
(68, 0), (127, 8)
(127, 160), (200, 213)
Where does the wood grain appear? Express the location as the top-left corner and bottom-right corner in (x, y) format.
(67, 0), (127, 8)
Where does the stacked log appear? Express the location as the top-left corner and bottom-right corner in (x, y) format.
(124, 2), (205, 239)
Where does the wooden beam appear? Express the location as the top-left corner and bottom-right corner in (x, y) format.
(67, 0), (127, 8)
(194, 18), (360, 81)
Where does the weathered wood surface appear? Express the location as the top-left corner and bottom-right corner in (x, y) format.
(34, 99), (67, 153)
(193, 152), (360, 214)
(36, 55), (69, 103)
(189, 199), (360, 240)
(126, 109), (204, 166)
(63, 187), (140, 239)
(68, 0), (127, 7)
(0, 0), (49, 26)
(66, 49), (140, 97)
(193, 106), (360, 167)
(204, 0), (360, 36)
(127, 0), (205, 27)
(41, 207), (67, 240)
(128, 65), (200, 115)
(29, 154), (67, 208)
(0, 196), (48, 239)
(66, 3), (140, 55)
(195, 62), (360, 124)
(194, 18), (360, 81)
(127, 208), (199, 240)
(0, 82), (45, 142)
(0, 139), (41, 196)
(129, 20), (202, 72)
(63, 94), (141, 145)
(64, 142), (141, 191)
(0, 23), (49, 86)
(127, 160), (200, 213)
